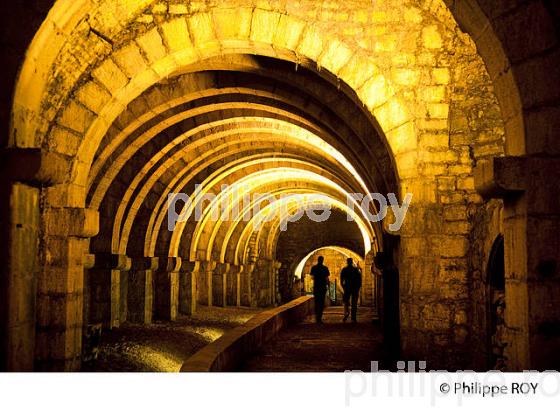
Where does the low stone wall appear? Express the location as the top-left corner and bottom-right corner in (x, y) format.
(180, 296), (314, 372)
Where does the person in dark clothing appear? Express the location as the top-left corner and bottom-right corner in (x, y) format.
(341, 258), (362, 323)
(310, 256), (330, 323)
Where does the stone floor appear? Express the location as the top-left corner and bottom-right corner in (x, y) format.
(240, 306), (386, 372)
(84, 306), (263, 372)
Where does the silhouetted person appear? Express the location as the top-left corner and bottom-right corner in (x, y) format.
(341, 258), (362, 323)
(310, 256), (330, 323)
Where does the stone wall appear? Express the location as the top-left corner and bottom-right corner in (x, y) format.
(3, 0), (560, 371)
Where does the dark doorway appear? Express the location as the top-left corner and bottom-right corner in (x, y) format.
(487, 234), (505, 369)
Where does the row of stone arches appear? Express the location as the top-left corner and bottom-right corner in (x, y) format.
(1, 0), (559, 372)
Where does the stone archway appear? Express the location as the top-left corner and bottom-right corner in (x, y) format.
(2, 0), (559, 373)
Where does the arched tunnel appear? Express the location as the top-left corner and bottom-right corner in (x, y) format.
(1, 0), (560, 374)
(75, 52), (396, 371)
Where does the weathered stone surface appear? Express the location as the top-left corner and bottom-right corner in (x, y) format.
(1, 0), (559, 373)
(44, 208), (99, 238)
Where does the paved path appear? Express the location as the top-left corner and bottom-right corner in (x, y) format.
(240, 306), (387, 372)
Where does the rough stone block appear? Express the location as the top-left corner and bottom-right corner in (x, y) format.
(45, 207), (99, 238)
(75, 80), (112, 115)
(57, 100), (95, 134)
(319, 40), (353, 75)
(374, 99), (411, 131)
(422, 25), (443, 49)
(136, 28), (167, 64)
(439, 236), (469, 257)
(419, 133), (449, 148)
(250, 9), (280, 44)
(359, 75), (392, 110)
(338, 54), (377, 90)
(432, 68), (450, 84)
(387, 120), (416, 154)
(213, 7), (252, 40)
(427, 103), (449, 119)
(161, 17), (192, 52)
(92, 58), (128, 95)
(274, 14), (305, 49)
(392, 68), (420, 86)
(297, 27), (323, 60)
(188, 13), (216, 46)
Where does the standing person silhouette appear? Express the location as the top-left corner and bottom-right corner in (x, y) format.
(341, 258), (362, 323)
(310, 256), (330, 323)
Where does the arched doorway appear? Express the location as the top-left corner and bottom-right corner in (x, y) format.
(296, 246), (366, 304)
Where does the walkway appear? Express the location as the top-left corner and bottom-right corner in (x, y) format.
(240, 306), (386, 372)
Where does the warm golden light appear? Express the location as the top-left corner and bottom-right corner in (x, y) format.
(8, 0), (547, 378)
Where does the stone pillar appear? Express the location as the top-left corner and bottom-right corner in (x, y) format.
(361, 250), (376, 307)
(254, 258), (272, 307)
(128, 256), (158, 324)
(197, 261), (215, 306)
(475, 156), (560, 370)
(372, 266), (383, 316)
(240, 263), (255, 306)
(179, 261), (199, 315)
(37, 206), (99, 371)
(84, 253), (131, 329)
(0, 148), (71, 370)
(154, 257), (181, 321)
(212, 262), (229, 307)
(227, 264), (242, 306)
(272, 261), (282, 306)
(0, 182), (39, 371)
(374, 244), (400, 360)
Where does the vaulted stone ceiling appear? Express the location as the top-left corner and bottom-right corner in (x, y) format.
(4, 0), (559, 373)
